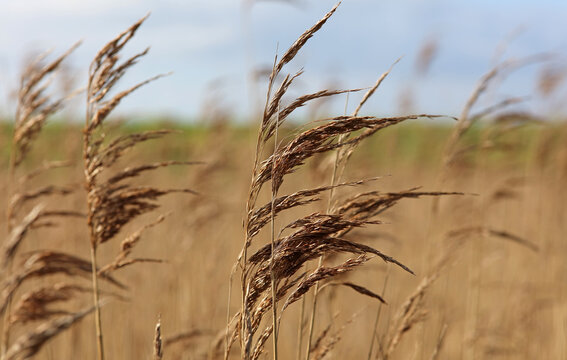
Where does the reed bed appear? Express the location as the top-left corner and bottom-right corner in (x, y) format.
(1, 3), (566, 360)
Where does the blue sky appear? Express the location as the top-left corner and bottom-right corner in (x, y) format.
(1, 0), (566, 120)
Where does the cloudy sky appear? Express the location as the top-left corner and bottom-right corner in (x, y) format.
(1, 0), (566, 120)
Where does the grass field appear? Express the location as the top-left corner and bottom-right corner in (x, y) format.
(1, 119), (566, 359)
(1, 7), (566, 360)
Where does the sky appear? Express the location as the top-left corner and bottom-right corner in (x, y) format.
(1, 0), (566, 121)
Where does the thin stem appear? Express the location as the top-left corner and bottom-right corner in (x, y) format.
(269, 103), (280, 360)
(305, 92), (350, 360)
(296, 295), (306, 360)
(367, 266), (390, 360)
(1, 107), (22, 359)
(85, 195), (104, 360)
(6, 160), (16, 233)
(85, 89), (104, 360)
(304, 256), (322, 360)
(90, 245), (104, 360)
(0, 292), (12, 360)
(225, 273), (233, 358)
(239, 49), (280, 356)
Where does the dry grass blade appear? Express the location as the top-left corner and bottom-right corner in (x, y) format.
(248, 214), (411, 274)
(538, 64), (567, 96)
(469, 96), (528, 122)
(254, 2), (344, 162)
(416, 38), (438, 76)
(239, 212), (413, 353)
(98, 259), (164, 275)
(384, 275), (433, 359)
(8, 185), (74, 221)
(311, 328), (341, 360)
(107, 161), (201, 184)
(247, 179), (375, 240)
(90, 187), (194, 246)
(352, 58), (401, 117)
(245, 276), (305, 358)
(251, 324), (273, 360)
(153, 315), (163, 360)
(17, 160), (72, 185)
(330, 58), (410, 180)
(336, 188), (464, 222)
(4, 305), (96, 360)
(222, 313), (241, 359)
(310, 311), (360, 360)
(28, 210), (85, 230)
(9, 284), (91, 326)
(1, 205), (43, 269)
(430, 323), (448, 360)
(246, 278), (306, 358)
(336, 282), (386, 304)
(0, 251), (124, 315)
(252, 115), (443, 205)
(164, 329), (214, 347)
(443, 53), (551, 165)
(12, 42), (81, 168)
(245, 255), (376, 359)
(303, 59), (412, 360)
(280, 256), (370, 314)
(261, 70), (303, 140)
(281, 88), (362, 122)
(448, 226), (539, 252)
(383, 247), (461, 360)
(262, 87), (363, 142)
(94, 130), (176, 172)
(88, 13), (148, 109)
(86, 14), (166, 137)
(89, 73), (169, 131)
(309, 322), (332, 357)
(492, 111), (543, 127)
(98, 214), (167, 275)
(273, 2), (340, 76)
(36, 210), (85, 219)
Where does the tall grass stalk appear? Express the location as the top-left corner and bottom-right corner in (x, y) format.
(269, 103), (280, 360)
(305, 91), (350, 360)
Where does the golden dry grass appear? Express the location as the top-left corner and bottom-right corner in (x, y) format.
(1, 5), (567, 360)
(0, 119), (565, 359)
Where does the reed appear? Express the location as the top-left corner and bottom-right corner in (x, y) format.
(225, 3), (459, 360)
(82, 15), (196, 360)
